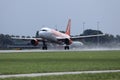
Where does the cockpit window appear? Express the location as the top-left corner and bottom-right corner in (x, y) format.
(41, 29), (47, 31)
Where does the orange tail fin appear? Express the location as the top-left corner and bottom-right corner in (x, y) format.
(65, 19), (71, 36)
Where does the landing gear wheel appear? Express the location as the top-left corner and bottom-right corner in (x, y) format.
(42, 46), (47, 50)
(64, 46), (69, 50)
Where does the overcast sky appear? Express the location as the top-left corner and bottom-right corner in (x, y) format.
(0, 0), (120, 36)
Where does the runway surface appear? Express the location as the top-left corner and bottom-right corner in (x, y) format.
(0, 48), (120, 53)
(0, 70), (120, 78)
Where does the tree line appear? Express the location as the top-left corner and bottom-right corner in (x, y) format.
(0, 34), (13, 49)
(80, 29), (120, 47)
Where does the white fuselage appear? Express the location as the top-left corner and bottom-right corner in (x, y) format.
(39, 27), (71, 44)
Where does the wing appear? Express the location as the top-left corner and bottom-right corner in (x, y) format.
(11, 37), (43, 41)
(11, 37), (45, 46)
(71, 34), (105, 40)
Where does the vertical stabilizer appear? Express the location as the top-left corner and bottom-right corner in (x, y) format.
(65, 19), (71, 36)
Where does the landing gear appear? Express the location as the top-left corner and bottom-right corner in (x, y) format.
(64, 38), (70, 50)
(42, 46), (47, 50)
(64, 45), (69, 50)
(42, 40), (48, 50)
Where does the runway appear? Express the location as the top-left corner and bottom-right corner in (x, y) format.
(0, 70), (120, 78)
(0, 48), (120, 53)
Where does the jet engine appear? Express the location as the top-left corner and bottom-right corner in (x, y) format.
(31, 39), (39, 46)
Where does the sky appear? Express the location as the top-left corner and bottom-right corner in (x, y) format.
(0, 0), (120, 36)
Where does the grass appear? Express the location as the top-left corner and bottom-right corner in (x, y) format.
(0, 50), (120, 74)
(0, 72), (120, 80)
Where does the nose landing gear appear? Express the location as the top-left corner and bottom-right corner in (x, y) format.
(42, 40), (48, 50)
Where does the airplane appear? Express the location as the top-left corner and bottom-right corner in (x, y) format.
(12, 19), (104, 50)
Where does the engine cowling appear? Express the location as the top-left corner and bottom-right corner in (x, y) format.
(31, 39), (39, 46)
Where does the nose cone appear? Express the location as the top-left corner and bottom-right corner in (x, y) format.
(39, 30), (51, 39)
(38, 27), (52, 38)
(39, 31), (44, 38)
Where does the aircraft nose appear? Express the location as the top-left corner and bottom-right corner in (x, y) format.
(39, 31), (44, 37)
(39, 30), (48, 38)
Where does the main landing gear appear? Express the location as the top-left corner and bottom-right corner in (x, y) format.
(64, 38), (70, 50)
(64, 45), (69, 50)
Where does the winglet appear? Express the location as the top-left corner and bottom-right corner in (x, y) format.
(65, 19), (71, 36)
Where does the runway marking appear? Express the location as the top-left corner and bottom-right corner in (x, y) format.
(0, 70), (120, 78)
